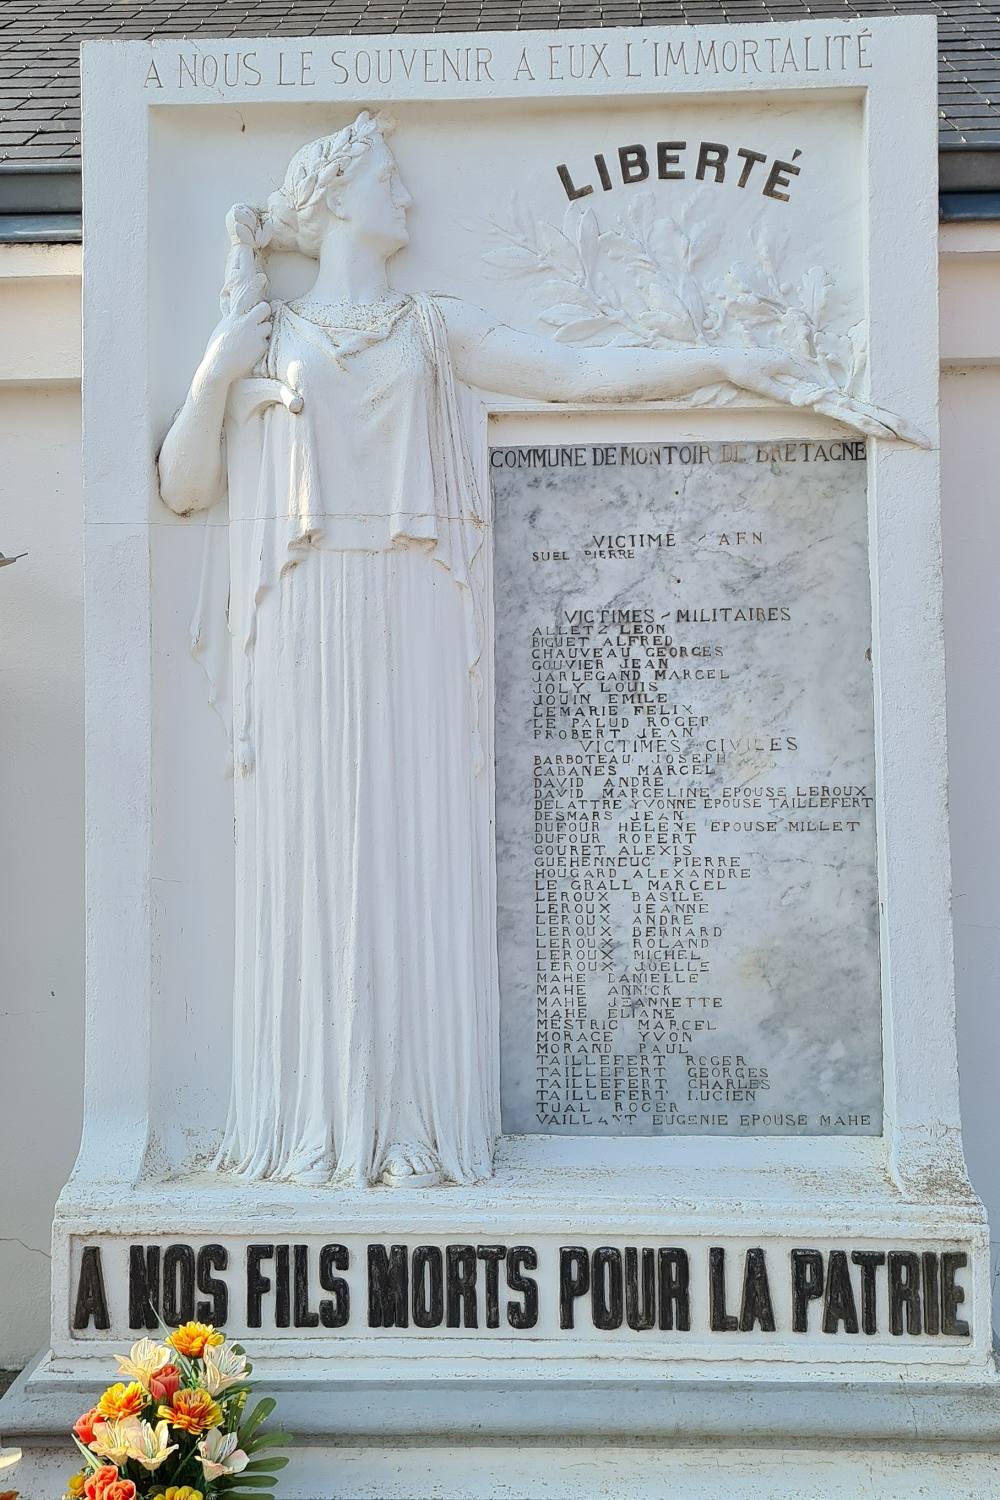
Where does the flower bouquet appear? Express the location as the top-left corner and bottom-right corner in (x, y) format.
(64, 1324), (289, 1500)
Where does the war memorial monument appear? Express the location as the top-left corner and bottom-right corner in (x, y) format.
(3, 14), (999, 1496)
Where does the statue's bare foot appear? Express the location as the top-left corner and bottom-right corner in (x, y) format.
(381, 1144), (443, 1188)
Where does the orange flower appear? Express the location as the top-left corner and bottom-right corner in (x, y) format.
(157, 1389), (222, 1435)
(147, 1363), (181, 1403)
(84, 1468), (124, 1500)
(166, 1323), (224, 1359)
(104, 1484), (135, 1500)
(73, 1408), (102, 1445)
(96, 1383), (148, 1422)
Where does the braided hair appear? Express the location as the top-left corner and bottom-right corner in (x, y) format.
(220, 111), (393, 319)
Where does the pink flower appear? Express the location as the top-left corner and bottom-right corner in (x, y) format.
(147, 1364), (181, 1403)
(197, 1428), (250, 1482)
(72, 1409), (102, 1445)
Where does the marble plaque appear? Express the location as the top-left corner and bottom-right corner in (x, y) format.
(494, 439), (882, 1137)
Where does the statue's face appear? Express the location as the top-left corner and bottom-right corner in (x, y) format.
(332, 139), (412, 255)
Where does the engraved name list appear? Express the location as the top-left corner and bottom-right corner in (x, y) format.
(493, 440), (882, 1138)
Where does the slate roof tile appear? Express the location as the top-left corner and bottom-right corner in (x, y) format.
(0, 0), (996, 161)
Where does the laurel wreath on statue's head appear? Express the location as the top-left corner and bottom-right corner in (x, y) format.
(222, 111), (398, 306)
(253, 111), (395, 253)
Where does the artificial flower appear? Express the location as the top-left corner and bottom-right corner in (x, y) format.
(96, 1383), (148, 1422)
(197, 1427), (249, 1482)
(166, 1323), (224, 1359)
(83, 1467), (130, 1500)
(102, 1484), (134, 1500)
(72, 1409), (102, 1445)
(147, 1363), (181, 1403)
(157, 1388), (222, 1435)
(65, 1474), (87, 1499)
(149, 1488), (204, 1500)
(199, 1341), (249, 1396)
(89, 1417), (144, 1465)
(114, 1339), (170, 1388)
(123, 1418), (177, 1471)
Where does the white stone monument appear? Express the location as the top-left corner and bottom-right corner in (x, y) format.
(4, 18), (1000, 1497)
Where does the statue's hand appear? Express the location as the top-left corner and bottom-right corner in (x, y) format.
(717, 347), (930, 447)
(199, 301), (273, 390)
(717, 346), (832, 407)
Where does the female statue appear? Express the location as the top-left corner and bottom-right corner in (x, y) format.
(158, 111), (915, 1189)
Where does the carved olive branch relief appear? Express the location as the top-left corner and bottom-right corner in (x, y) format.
(469, 192), (868, 403)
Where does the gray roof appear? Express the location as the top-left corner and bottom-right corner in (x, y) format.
(0, 0), (997, 232)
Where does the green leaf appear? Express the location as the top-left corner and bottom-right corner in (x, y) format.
(218, 1493), (273, 1500)
(171, 1348), (199, 1384)
(217, 1475), (276, 1489)
(244, 1457), (289, 1471)
(237, 1397), (275, 1445)
(71, 1435), (102, 1471)
(245, 1432), (291, 1452)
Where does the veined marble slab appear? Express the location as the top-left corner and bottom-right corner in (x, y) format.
(493, 438), (881, 1137)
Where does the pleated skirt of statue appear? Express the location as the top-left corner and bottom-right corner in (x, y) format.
(218, 539), (496, 1186)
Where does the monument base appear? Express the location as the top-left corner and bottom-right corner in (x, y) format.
(4, 1352), (1000, 1499)
(44, 1145), (995, 1369)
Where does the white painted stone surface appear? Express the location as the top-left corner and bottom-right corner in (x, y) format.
(148, 101), (911, 1194)
(0, 240), (82, 1363)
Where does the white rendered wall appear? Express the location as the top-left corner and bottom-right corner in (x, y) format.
(0, 230), (998, 1367)
(0, 242), (83, 1366)
(940, 222), (1000, 1311)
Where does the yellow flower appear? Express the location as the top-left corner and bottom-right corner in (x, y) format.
(150, 1489), (203, 1500)
(166, 1323), (225, 1359)
(96, 1382), (148, 1421)
(66, 1475), (87, 1499)
(157, 1389), (222, 1435)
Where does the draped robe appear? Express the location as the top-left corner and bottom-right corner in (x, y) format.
(197, 293), (498, 1186)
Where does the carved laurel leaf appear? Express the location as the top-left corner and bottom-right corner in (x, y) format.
(553, 316), (621, 343)
(570, 205), (600, 279)
(600, 233), (639, 264)
(538, 303), (595, 326)
(721, 291), (777, 327)
(536, 221), (581, 279)
(814, 328), (852, 386)
(676, 272), (706, 333)
(638, 309), (692, 342)
(798, 265), (832, 324)
(847, 321), (868, 387)
(481, 244), (540, 273)
(646, 279), (694, 322)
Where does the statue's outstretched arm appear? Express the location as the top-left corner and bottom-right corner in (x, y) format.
(439, 297), (927, 446)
